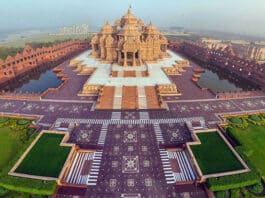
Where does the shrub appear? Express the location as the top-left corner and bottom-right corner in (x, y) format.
(0, 186), (8, 196)
(230, 188), (241, 198)
(249, 114), (261, 121)
(229, 117), (242, 124)
(17, 119), (31, 125)
(0, 117), (8, 123)
(248, 181), (264, 194)
(27, 128), (36, 138)
(207, 172), (260, 191)
(19, 129), (29, 143)
(215, 190), (226, 198)
(227, 117), (249, 129)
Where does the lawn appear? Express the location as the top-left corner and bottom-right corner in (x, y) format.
(227, 123), (265, 180)
(16, 133), (71, 178)
(0, 127), (20, 171)
(190, 132), (243, 175)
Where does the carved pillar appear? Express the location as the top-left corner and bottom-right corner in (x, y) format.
(91, 44), (95, 55)
(139, 51), (142, 65)
(123, 51), (127, 66)
(132, 51), (136, 66)
(118, 51), (121, 64)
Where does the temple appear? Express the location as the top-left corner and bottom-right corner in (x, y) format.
(90, 8), (168, 66)
(69, 8), (190, 110)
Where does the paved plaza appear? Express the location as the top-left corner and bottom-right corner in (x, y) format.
(1, 49), (265, 197)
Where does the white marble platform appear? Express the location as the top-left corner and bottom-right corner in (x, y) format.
(73, 50), (182, 86)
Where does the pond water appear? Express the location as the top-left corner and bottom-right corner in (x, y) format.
(197, 67), (258, 93)
(13, 70), (63, 94)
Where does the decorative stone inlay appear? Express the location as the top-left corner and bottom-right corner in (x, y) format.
(121, 193), (141, 198)
(128, 146), (134, 152)
(143, 160), (150, 167)
(124, 130), (137, 143)
(112, 161), (118, 168)
(115, 134), (121, 139)
(77, 130), (92, 142)
(109, 179), (117, 188)
(122, 156), (139, 173)
(127, 179), (135, 187)
(145, 178), (152, 187)
(141, 146), (148, 152)
(114, 146), (119, 152)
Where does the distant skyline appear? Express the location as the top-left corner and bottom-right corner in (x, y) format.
(1, 0), (265, 38)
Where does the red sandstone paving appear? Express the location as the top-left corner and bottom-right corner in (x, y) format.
(169, 60), (215, 100)
(170, 159), (181, 172)
(42, 60), (93, 100)
(81, 160), (92, 175)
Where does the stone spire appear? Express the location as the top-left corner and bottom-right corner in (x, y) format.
(128, 5), (132, 14)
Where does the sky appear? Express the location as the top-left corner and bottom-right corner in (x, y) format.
(0, 0), (265, 37)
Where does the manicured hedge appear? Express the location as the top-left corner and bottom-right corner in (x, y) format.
(0, 134), (57, 195)
(0, 178), (56, 195)
(248, 115), (261, 122)
(0, 117), (8, 123)
(17, 119), (31, 125)
(0, 186), (8, 196)
(230, 188), (241, 198)
(248, 181), (264, 194)
(228, 117), (242, 124)
(215, 190), (226, 198)
(207, 171), (260, 191)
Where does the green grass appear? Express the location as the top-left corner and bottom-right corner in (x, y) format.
(16, 133), (71, 178)
(191, 132), (243, 175)
(228, 124), (265, 180)
(0, 133), (57, 195)
(0, 118), (56, 195)
(0, 127), (21, 171)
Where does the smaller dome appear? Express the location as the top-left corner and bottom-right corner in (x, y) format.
(114, 19), (121, 26)
(100, 21), (114, 34)
(145, 21), (160, 35)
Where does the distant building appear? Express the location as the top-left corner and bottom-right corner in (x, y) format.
(52, 24), (89, 36)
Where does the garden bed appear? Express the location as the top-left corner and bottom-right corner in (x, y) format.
(223, 114), (265, 180)
(15, 133), (71, 178)
(190, 132), (244, 175)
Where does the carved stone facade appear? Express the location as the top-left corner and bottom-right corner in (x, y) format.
(90, 8), (168, 66)
(0, 41), (89, 84)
